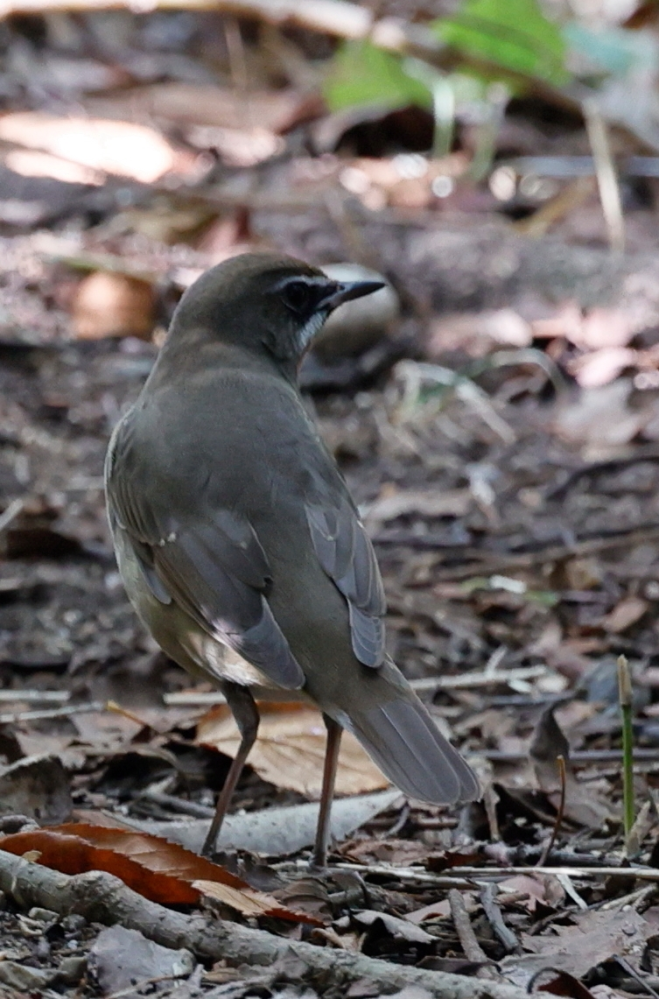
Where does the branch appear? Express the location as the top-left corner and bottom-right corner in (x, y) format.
(0, 849), (533, 999)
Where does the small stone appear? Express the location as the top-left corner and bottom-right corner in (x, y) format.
(57, 955), (87, 986)
(313, 263), (399, 360)
(0, 961), (53, 991)
(61, 913), (87, 933)
(28, 907), (58, 924)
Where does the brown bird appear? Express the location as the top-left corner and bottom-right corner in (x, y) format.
(105, 253), (479, 865)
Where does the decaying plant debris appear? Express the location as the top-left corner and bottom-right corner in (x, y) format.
(4, 1), (659, 996)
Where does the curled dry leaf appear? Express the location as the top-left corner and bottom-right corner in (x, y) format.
(196, 702), (388, 798)
(499, 873), (565, 912)
(193, 879), (324, 926)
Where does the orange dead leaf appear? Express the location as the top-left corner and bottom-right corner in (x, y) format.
(0, 824), (325, 924)
(0, 823), (245, 905)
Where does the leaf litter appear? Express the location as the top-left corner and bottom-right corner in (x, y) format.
(3, 3), (659, 998)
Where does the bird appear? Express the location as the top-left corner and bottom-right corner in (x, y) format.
(105, 252), (479, 866)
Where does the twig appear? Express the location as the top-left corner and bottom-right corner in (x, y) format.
(584, 99), (625, 253)
(479, 884), (519, 953)
(448, 889), (497, 979)
(446, 866), (659, 882)
(0, 497), (25, 536)
(327, 862), (659, 885)
(0, 701), (104, 725)
(614, 956), (659, 999)
(0, 850), (535, 999)
(537, 754), (566, 867)
(618, 654), (636, 850)
(0, 690), (69, 703)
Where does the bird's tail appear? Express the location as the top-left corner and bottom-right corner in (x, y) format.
(330, 663), (479, 805)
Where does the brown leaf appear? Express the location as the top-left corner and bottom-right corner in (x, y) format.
(0, 823), (246, 904)
(600, 595), (649, 633)
(196, 702), (388, 797)
(519, 909), (652, 978)
(499, 873), (565, 912)
(193, 879), (324, 925)
(72, 272), (155, 340)
(364, 487), (471, 525)
(87, 83), (316, 133)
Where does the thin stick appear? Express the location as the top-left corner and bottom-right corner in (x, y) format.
(537, 754), (566, 867)
(618, 655), (636, 850)
(584, 99), (625, 253)
(479, 884), (519, 952)
(448, 889), (497, 978)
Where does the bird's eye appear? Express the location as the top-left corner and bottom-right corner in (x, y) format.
(280, 280), (312, 316)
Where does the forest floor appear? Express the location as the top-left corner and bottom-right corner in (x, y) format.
(3, 3), (659, 997)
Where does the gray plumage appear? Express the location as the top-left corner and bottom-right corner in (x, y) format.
(105, 253), (479, 829)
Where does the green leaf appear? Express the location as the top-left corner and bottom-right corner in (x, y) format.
(434, 0), (569, 86)
(324, 39), (433, 113)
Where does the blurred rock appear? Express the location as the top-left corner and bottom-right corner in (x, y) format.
(313, 262), (399, 360)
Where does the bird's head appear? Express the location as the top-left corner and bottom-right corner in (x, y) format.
(167, 253), (384, 370)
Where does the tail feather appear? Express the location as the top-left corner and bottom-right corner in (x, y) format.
(345, 692), (479, 805)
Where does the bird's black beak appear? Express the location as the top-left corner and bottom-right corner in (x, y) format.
(321, 279), (385, 313)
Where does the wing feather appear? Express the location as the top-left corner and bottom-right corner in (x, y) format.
(306, 495), (386, 667)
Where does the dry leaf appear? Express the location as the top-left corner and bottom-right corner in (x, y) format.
(72, 272), (155, 340)
(519, 909), (652, 978)
(0, 823), (245, 904)
(193, 879), (324, 925)
(552, 379), (644, 454)
(499, 873), (565, 912)
(197, 702), (388, 797)
(117, 789), (402, 855)
(570, 347), (637, 388)
(364, 488), (471, 525)
(600, 595), (648, 633)
(0, 113), (190, 183)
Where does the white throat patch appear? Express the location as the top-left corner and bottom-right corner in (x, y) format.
(298, 309), (327, 352)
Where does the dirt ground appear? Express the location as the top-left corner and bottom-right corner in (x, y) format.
(3, 3), (659, 997)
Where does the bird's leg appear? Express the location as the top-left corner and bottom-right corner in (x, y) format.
(311, 714), (343, 868)
(201, 681), (259, 857)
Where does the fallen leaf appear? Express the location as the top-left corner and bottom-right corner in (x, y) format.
(364, 488), (471, 525)
(427, 309), (532, 359)
(0, 113), (192, 183)
(72, 272), (155, 340)
(0, 754), (72, 825)
(552, 379), (644, 455)
(193, 879), (324, 925)
(517, 909), (652, 978)
(600, 595), (648, 633)
(89, 926), (194, 996)
(351, 909), (436, 943)
(116, 789), (402, 855)
(570, 347), (637, 388)
(197, 701), (388, 797)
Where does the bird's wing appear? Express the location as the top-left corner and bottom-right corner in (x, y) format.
(106, 418), (304, 690)
(305, 491), (386, 667)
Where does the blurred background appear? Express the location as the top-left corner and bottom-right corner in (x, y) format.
(3, 0), (659, 908)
